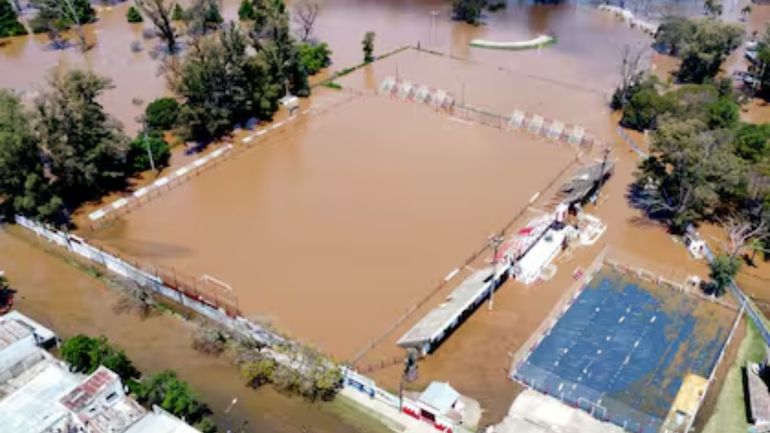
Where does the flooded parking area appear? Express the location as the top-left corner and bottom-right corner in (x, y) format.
(87, 92), (577, 359)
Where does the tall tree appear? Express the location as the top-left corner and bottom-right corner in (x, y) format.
(135, 0), (177, 53)
(0, 0), (27, 37)
(184, 0), (222, 36)
(30, 0), (96, 51)
(175, 22), (282, 141)
(238, 0), (255, 21)
(362, 31), (375, 63)
(251, 0), (309, 96)
(633, 117), (745, 230)
(0, 90), (61, 221)
(655, 16), (742, 83)
(34, 69), (130, 205)
(292, 0), (319, 42)
(452, 0), (486, 25)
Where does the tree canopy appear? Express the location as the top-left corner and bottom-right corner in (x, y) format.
(34, 69), (130, 205)
(0, 90), (62, 221)
(0, 0), (27, 37)
(452, 0), (486, 25)
(135, 370), (215, 429)
(654, 16), (743, 83)
(60, 335), (140, 382)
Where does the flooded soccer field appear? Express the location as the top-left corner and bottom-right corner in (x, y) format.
(88, 91), (578, 359)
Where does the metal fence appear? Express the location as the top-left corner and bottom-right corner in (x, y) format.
(15, 215), (280, 346)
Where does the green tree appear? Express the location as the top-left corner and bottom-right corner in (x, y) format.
(0, 0), (27, 37)
(452, 0), (486, 25)
(184, 0), (222, 35)
(619, 77), (673, 131)
(251, 0), (310, 97)
(678, 20), (743, 83)
(135, 370), (214, 427)
(362, 31), (375, 63)
(34, 69), (130, 206)
(172, 2), (183, 21)
(135, 0), (177, 53)
(176, 23), (282, 142)
(30, 0), (96, 51)
(708, 253), (741, 296)
(145, 97), (180, 130)
(297, 42), (331, 75)
(655, 16), (743, 83)
(60, 335), (140, 381)
(127, 5), (143, 23)
(0, 90), (62, 221)
(633, 117), (746, 231)
(704, 0), (723, 18)
(734, 123), (770, 162)
(127, 132), (170, 173)
(238, 0), (255, 21)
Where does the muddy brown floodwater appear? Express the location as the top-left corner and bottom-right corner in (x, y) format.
(89, 92), (577, 359)
(1, 0), (761, 431)
(0, 225), (391, 433)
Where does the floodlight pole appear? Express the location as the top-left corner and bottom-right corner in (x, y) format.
(488, 234), (504, 311)
(142, 116), (156, 173)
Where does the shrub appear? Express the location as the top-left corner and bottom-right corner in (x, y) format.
(241, 357), (276, 388)
(135, 370), (214, 426)
(145, 97), (180, 131)
(298, 42), (332, 75)
(127, 6), (143, 23)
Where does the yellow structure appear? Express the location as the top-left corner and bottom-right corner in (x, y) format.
(661, 373), (708, 433)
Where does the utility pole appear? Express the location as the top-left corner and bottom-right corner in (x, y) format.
(430, 10), (439, 46)
(142, 116), (156, 173)
(488, 234), (504, 311)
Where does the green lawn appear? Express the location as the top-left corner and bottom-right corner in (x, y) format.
(702, 318), (767, 433)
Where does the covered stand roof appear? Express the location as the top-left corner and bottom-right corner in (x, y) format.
(397, 267), (495, 348)
(555, 159), (615, 205)
(418, 382), (459, 415)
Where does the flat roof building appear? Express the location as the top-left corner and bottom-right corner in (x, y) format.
(0, 310), (200, 433)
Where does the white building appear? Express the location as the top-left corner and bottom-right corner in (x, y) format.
(0, 311), (200, 433)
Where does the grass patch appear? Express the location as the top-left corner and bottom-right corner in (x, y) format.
(702, 318), (766, 433)
(323, 81), (342, 90)
(327, 393), (403, 433)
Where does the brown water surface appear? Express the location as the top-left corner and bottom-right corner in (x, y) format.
(0, 225), (390, 433)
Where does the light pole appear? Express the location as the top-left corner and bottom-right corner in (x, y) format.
(429, 10), (439, 46)
(488, 234), (504, 311)
(141, 116), (156, 173)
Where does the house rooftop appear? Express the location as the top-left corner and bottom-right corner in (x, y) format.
(419, 382), (459, 415)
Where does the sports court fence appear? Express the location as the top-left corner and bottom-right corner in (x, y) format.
(510, 249), (742, 433)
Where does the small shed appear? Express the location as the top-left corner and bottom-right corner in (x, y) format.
(417, 382), (460, 421)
